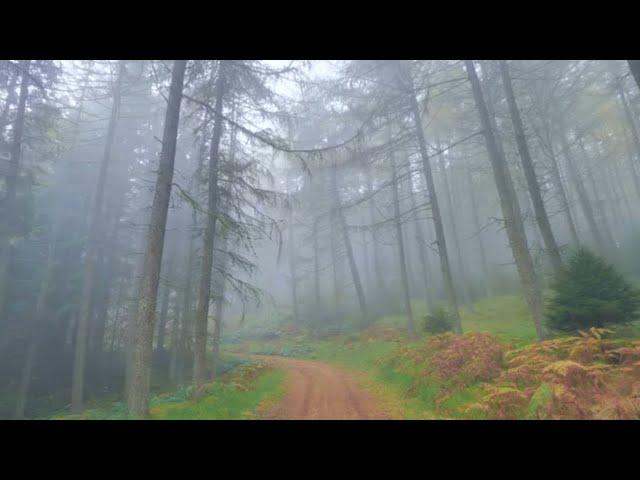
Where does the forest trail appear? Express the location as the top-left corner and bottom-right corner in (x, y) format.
(248, 355), (391, 420)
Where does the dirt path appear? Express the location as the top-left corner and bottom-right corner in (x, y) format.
(250, 355), (391, 420)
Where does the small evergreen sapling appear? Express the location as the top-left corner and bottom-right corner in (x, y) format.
(546, 248), (640, 333)
(422, 306), (456, 334)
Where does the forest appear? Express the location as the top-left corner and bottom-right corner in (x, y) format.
(2, 59), (640, 420)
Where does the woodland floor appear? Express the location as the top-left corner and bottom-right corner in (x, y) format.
(47, 294), (640, 420)
(249, 355), (392, 419)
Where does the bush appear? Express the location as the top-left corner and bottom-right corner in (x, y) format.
(386, 332), (505, 387)
(422, 307), (456, 334)
(546, 248), (640, 333)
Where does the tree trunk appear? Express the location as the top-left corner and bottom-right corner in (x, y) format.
(171, 204), (197, 385)
(127, 60), (186, 417)
(331, 160), (368, 326)
(286, 178), (300, 324)
(155, 252), (174, 357)
(404, 66), (462, 333)
(90, 199), (123, 384)
(578, 139), (618, 250)
(193, 61), (227, 389)
(407, 165), (435, 309)
(629, 60), (640, 90)
(360, 216), (371, 297)
(0, 67), (18, 133)
(168, 299), (182, 383)
(559, 128), (606, 253)
(621, 126), (640, 200)
(607, 154), (634, 223)
(398, 170), (418, 298)
(240, 301), (247, 327)
(0, 60), (30, 322)
(615, 75), (640, 170)
(466, 60), (545, 341)
(13, 341), (36, 419)
(545, 119), (580, 246)
(71, 61), (124, 414)
(124, 222), (147, 400)
(211, 223), (229, 381)
(365, 164), (387, 305)
(312, 216), (321, 312)
(437, 151), (472, 305)
(500, 60), (563, 275)
(466, 168), (493, 297)
(108, 276), (126, 354)
(329, 195), (341, 320)
(390, 150), (416, 336)
(13, 219), (58, 418)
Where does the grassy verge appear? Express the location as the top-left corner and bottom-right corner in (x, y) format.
(227, 293), (640, 419)
(149, 366), (285, 420)
(228, 337), (438, 418)
(50, 358), (285, 420)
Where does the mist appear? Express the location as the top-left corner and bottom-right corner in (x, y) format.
(2, 59), (640, 419)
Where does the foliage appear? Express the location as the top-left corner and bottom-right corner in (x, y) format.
(460, 294), (538, 343)
(51, 361), (285, 420)
(546, 248), (640, 333)
(422, 306), (456, 334)
(226, 292), (640, 419)
(150, 364), (284, 420)
(498, 336), (640, 419)
(381, 331), (640, 419)
(388, 333), (505, 388)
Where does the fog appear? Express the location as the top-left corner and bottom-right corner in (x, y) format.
(1, 60), (640, 418)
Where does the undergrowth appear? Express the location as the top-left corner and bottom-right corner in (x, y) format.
(50, 358), (285, 420)
(228, 294), (640, 419)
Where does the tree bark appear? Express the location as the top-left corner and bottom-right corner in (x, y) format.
(364, 164), (387, 305)
(545, 119), (580, 246)
(559, 127), (606, 253)
(155, 250), (175, 357)
(620, 125), (640, 200)
(0, 66), (18, 134)
(127, 59), (186, 417)
(466, 168), (493, 297)
(13, 220), (58, 418)
(407, 165), (436, 309)
(578, 138), (618, 250)
(615, 74), (640, 169)
(211, 222), (229, 381)
(466, 60), (545, 341)
(171, 203), (197, 385)
(437, 151), (472, 305)
(500, 60), (563, 275)
(108, 276), (126, 354)
(628, 60), (640, 91)
(90, 199), (124, 382)
(404, 64), (462, 333)
(286, 178), (300, 324)
(331, 160), (368, 326)
(329, 190), (342, 320)
(193, 61), (227, 389)
(312, 216), (321, 312)
(71, 61), (124, 413)
(0, 60), (30, 322)
(390, 150), (416, 336)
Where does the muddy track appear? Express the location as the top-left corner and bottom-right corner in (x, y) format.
(249, 355), (391, 420)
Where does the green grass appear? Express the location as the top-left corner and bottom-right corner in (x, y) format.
(374, 294), (537, 343)
(227, 295), (533, 419)
(226, 293), (640, 419)
(460, 294), (538, 344)
(149, 369), (285, 420)
(51, 361), (286, 420)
